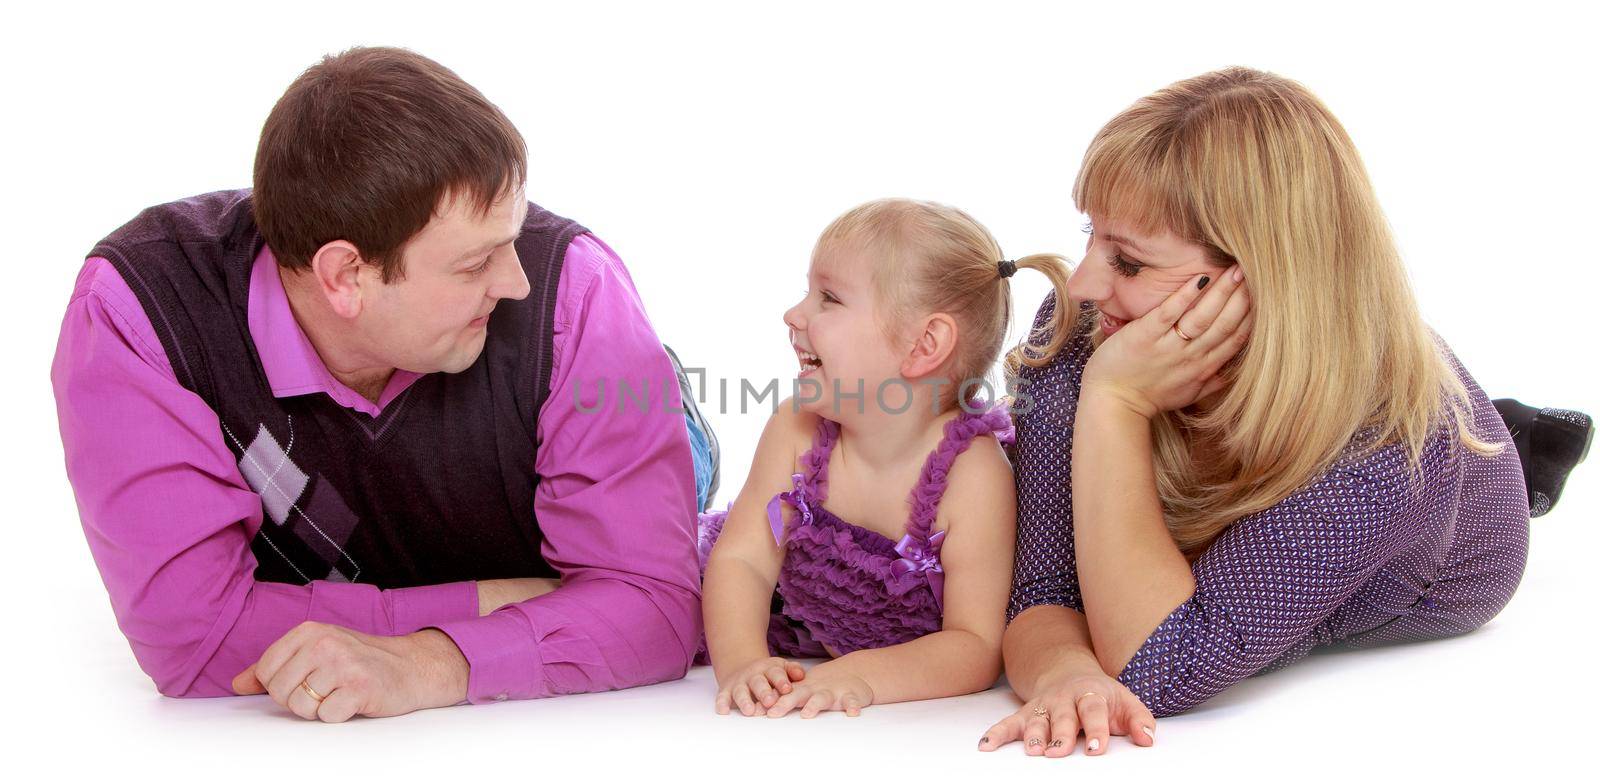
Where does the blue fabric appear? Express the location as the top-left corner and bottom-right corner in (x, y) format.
(686, 414), (714, 512)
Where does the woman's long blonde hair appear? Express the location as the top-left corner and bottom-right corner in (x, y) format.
(817, 199), (1073, 411)
(1025, 67), (1499, 555)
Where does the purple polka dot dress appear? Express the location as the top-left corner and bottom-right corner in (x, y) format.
(698, 405), (1015, 661)
(1008, 295), (1531, 717)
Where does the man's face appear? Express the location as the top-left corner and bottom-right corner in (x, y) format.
(358, 187), (531, 374)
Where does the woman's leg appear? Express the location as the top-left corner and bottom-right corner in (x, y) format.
(1343, 513), (1529, 649)
(1493, 399), (1591, 517)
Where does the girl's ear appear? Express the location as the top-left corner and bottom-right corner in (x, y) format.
(900, 313), (958, 380)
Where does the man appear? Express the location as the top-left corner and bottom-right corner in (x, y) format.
(52, 47), (708, 722)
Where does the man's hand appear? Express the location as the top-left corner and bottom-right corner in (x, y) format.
(231, 623), (469, 722)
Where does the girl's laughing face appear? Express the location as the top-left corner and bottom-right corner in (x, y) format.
(782, 242), (910, 417)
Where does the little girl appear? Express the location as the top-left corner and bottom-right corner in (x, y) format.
(699, 198), (1074, 718)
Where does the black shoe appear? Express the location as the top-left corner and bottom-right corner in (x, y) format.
(1493, 399), (1592, 517)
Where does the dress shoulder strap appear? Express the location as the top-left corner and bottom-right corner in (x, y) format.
(904, 404), (1016, 542)
(765, 416), (839, 544)
(796, 416), (840, 501)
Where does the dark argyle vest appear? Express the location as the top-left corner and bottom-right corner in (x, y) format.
(91, 189), (583, 588)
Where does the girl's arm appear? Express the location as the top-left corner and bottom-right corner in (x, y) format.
(766, 435), (1015, 715)
(703, 400), (812, 710)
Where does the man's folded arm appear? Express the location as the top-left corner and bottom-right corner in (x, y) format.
(52, 259), (480, 697)
(432, 234), (703, 702)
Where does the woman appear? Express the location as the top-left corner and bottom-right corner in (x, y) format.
(978, 67), (1587, 758)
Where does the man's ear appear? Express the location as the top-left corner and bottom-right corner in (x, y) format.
(900, 313), (958, 381)
(307, 240), (370, 319)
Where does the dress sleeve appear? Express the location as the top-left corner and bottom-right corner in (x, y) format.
(1004, 292), (1454, 717)
(1115, 440), (1452, 717)
(1007, 294), (1096, 620)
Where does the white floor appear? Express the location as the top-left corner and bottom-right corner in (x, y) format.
(13, 483), (1592, 780)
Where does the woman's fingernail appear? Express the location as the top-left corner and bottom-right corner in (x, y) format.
(979, 737), (990, 746)
(1088, 738), (1101, 752)
(1197, 275), (1211, 290)
(1232, 266), (1244, 282)
(1143, 725), (1156, 738)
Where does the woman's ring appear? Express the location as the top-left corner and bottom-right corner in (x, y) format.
(300, 681), (326, 702)
(1173, 323), (1195, 341)
(1033, 706), (1049, 717)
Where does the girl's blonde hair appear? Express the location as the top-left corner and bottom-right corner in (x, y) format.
(815, 198), (1072, 411)
(1034, 66), (1499, 555)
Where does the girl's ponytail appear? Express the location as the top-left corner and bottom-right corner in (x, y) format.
(1003, 253), (1077, 377)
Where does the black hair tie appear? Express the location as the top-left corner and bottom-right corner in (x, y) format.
(997, 259), (1018, 279)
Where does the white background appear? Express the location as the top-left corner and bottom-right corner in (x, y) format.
(4, 0), (1596, 780)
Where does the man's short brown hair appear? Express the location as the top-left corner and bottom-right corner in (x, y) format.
(253, 46), (527, 282)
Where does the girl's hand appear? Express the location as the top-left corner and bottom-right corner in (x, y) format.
(764, 661), (874, 718)
(1080, 267), (1252, 419)
(714, 656), (808, 716)
(978, 672), (1155, 757)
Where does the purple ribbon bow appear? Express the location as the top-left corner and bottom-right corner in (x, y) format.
(766, 473), (813, 544)
(891, 529), (947, 610)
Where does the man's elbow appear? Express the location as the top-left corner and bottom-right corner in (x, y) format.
(661, 584), (703, 678)
(149, 665), (229, 699)
(129, 634), (242, 700)
(622, 577), (702, 685)
(154, 678), (208, 699)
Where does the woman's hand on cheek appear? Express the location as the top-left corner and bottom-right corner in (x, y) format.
(1081, 267), (1252, 419)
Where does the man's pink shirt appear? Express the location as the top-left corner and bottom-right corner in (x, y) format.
(52, 234), (702, 702)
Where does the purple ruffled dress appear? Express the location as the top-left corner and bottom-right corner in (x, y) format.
(697, 404), (1015, 662)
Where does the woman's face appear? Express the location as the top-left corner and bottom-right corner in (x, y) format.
(1065, 214), (1231, 337)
